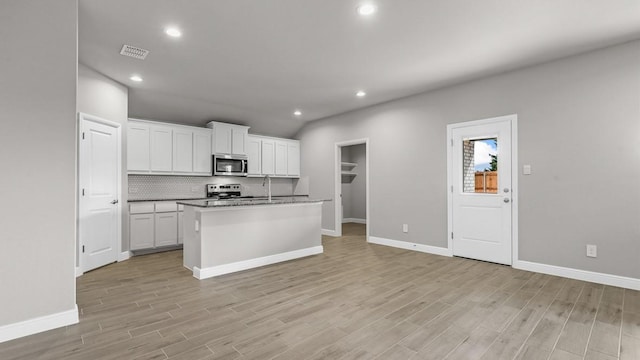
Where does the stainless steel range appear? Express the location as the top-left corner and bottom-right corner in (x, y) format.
(206, 184), (242, 199)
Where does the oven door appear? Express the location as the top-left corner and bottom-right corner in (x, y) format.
(213, 155), (248, 176)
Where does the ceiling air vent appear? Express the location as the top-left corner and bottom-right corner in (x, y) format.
(119, 45), (149, 60)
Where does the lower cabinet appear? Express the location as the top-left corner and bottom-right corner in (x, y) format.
(154, 212), (178, 247)
(129, 201), (183, 251)
(130, 214), (155, 250)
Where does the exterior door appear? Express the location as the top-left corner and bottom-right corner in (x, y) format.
(450, 116), (513, 265)
(79, 115), (120, 272)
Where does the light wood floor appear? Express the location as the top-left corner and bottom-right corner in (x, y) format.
(1, 223), (639, 359)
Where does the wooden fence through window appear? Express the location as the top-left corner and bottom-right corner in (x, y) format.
(475, 171), (497, 193)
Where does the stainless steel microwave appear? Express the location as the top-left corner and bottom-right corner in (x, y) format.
(213, 154), (248, 176)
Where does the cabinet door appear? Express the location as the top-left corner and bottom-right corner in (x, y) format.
(173, 129), (193, 173)
(150, 126), (173, 172)
(287, 141), (300, 177)
(130, 214), (154, 250)
(155, 212), (178, 247)
(177, 211), (184, 244)
(193, 129), (212, 174)
(231, 127), (248, 155)
(261, 139), (275, 175)
(274, 140), (288, 176)
(213, 123), (232, 154)
(247, 136), (262, 175)
(127, 122), (150, 172)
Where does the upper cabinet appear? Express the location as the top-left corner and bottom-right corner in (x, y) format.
(247, 135), (300, 178)
(246, 136), (262, 176)
(127, 119), (212, 176)
(127, 119), (299, 178)
(127, 122), (151, 171)
(192, 129), (212, 175)
(207, 121), (249, 156)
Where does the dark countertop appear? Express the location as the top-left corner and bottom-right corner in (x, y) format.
(128, 195), (310, 203)
(177, 197), (328, 208)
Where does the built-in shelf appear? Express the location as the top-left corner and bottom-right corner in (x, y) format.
(341, 162), (357, 183)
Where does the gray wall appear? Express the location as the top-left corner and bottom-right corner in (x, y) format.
(341, 144), (366, 221)
(297, 40), (640, 279)
(0, 0), (78, 326)
(77, 63), (129, 253)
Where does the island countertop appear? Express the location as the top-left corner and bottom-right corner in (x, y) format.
(177, 197), (329, 208)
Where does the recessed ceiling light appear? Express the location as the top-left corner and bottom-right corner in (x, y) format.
(357, 3), (377, 16)
(293, 110), (302, 117)
(165, 27), (182, 38)
(130, 75), (143, 82)
(356, 90), (367, 97)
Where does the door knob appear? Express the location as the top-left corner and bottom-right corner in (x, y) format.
(503, 198), (510, 203)
(111, 200), (119, 204)
(503, 188), (510, 193)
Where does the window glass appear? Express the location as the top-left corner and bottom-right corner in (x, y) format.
(462, 138), (497, 194)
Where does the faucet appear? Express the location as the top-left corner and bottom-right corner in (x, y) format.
(262, 174), (272, 202)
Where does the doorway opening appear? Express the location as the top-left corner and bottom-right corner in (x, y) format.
(334, 139), (369, 239)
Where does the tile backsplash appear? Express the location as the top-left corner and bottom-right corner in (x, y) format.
(128, 175), (306, 200)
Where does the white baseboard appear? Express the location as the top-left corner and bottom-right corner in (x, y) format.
(118, 251), (131, 262)
(75, 267), (82, 278)
(193, 246), (324, 280)
(513, 260), (640, 291)
(342, 218), (366, 224)
(369, 236), (452, 257)
(321, 229), (339, 237)
(0, 305), (79, 343)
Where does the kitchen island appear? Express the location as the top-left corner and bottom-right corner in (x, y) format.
(177, 198), (326, 280)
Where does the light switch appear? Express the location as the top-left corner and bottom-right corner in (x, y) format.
(523, 165), (532, 175)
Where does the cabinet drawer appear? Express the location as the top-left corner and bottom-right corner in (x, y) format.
(155, 202), (178, 212)
(130, 202), (155, 214)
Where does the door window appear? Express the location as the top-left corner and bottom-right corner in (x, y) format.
(462, 138), (498, 194)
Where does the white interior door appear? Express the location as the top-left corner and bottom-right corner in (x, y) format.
(450, 116), (513, 265)
(79, 115), (120, 272)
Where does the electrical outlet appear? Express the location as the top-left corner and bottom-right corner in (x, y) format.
(402, 224), (409, 233)
(586, 244), (597, 258)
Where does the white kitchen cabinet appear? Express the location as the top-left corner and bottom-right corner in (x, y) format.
(193, 128), (212, 174)
(247, 135), (262, 175)
(207, 121), (249, 155)
(212, 122), (232, 154)
(232, 127), (247, 155)
(155, 212), (178, 247)
(129, 201), (183, 251)
(247, 135), (300, 178)
(173, 128), (193, 173)
(261, 139), (275, 175)
(128, 119), (212, 176)
(287, 141), (300, 176)
(130, 213), (155, 250)
(127, 122), (150, 171)
(150, 125), (173, 172)
(275, 140), (288, 176)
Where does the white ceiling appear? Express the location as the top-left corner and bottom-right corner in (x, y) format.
(79, 0), (640, 137)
